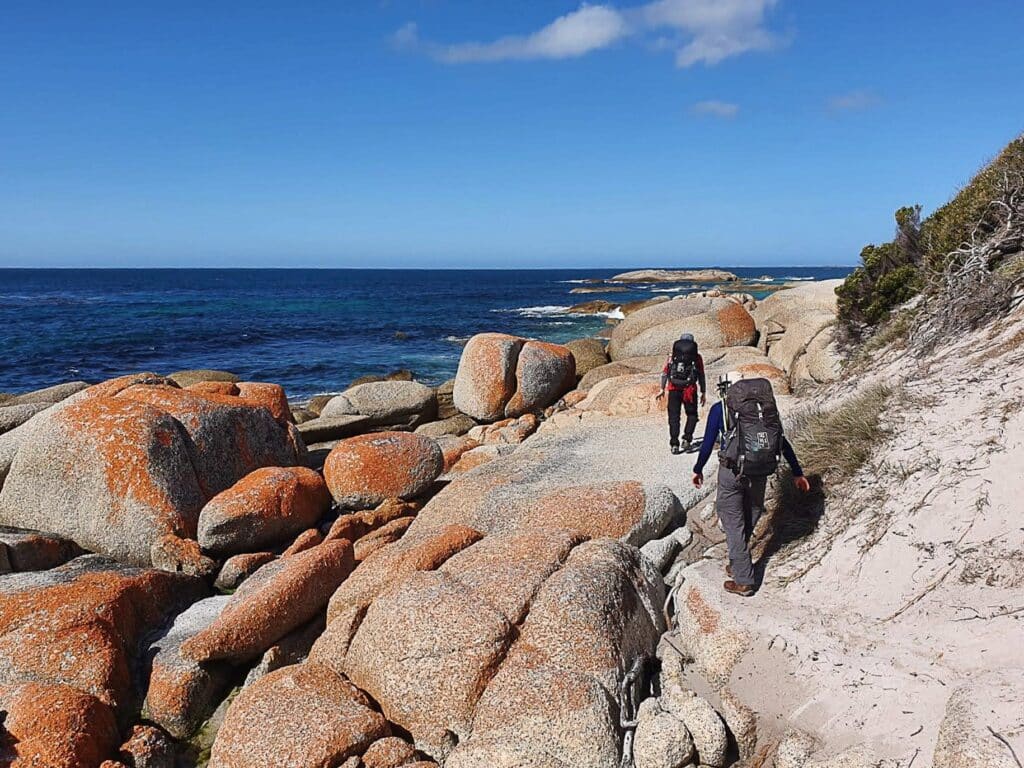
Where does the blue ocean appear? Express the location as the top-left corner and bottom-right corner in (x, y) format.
(0, 268), (850, 399)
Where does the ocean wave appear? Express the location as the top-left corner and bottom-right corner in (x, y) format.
(782, 276), (816, 281)
(443, 335), (471, 344)
(492, 305), (572, 317)
(557, 279), (593, 284)
(650, 286), (693, 293)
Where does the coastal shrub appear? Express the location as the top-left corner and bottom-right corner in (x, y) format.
(838, 133), (1024, 344)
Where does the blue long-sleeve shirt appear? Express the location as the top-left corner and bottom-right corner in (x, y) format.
(693, 401), (803, 477)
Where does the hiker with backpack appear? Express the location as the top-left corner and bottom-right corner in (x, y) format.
(692, 371), (810, 596)
(656, 333), (706, 454)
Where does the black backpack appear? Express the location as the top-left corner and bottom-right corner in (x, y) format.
(668, 338), (699, 388)
(719, 378), (783, 477)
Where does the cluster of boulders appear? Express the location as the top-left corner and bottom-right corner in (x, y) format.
(0, 277), (850, 767)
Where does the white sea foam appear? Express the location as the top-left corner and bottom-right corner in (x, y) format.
(443, 335), (471, 344)
(492, 305), (572, 317)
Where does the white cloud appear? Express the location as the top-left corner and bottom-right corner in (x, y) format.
(397, 0), (783, 68)
(692, 99), (739, 118)
(827, 89), (881, 112)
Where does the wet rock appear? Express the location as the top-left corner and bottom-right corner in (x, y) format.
(0, 527), (83, 573)
(565, 337), (610, 379)
(414, 413), (477, 438)
(505, 341), (576, 418)
(0, 555), (205, 715)
(0, 681), (120, 768)
(321, 381), (437, 429)
(324, 432), (444, 510)
(236, 381), (293, 425)
(208, 662), (390, 768)
(214, 551), (275, 590)
(197, 466), (330, 555)
(634, 697), (695, 768)
(143, 595), (232, 739)
(182, 540), (354, 663)
(453, 333), (524, 422)
(167, 369), (239, 388)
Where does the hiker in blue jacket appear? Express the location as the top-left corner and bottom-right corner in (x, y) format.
(692, 371), (810, 596)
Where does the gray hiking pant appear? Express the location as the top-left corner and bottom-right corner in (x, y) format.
(716, 465), (768, 587)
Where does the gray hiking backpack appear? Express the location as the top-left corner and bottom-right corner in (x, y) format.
(719, 378), (783, 477)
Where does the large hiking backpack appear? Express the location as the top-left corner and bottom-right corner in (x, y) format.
(719, 378), (783, 477)
(668, 338), (699, 388)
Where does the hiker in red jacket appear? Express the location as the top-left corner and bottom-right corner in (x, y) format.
(656, 333), (706, 454)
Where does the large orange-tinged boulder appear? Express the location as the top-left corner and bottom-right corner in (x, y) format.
(608, 296), (756, 360)
(0, 555), (205, 715)
(453, 333), (523, 421)
(182, 540), (355, 663)
(115, 384), (298, 498)
(504, 341), (575, 418)
(208, 662), (390, 768)
(453, 334), (575, 421)
(197, 466), (330, 555)
(236, 381), (293, 424)
(0, 682), (120, 768)
(0, 397), (205, 566)
(324, 432), (443, 510)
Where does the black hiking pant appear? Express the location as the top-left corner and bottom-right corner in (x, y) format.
(667, 389), (698, 447)
(717, 466), (768, 586)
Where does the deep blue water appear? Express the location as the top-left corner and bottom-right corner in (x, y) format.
(0, 268), (850, 399)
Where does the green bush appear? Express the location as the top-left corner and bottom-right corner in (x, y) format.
(838, 133), (1024, 342)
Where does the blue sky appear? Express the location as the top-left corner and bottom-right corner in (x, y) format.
(2, 1), (1023, 269)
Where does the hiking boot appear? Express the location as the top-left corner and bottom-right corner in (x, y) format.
(684, 441), (700, 454)
(725, 563), (733, 578)
(670, 444), (682, 455)
(723, 580), (754, 597)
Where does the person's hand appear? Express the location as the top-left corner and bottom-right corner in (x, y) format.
(692, 473), (703, 488)
(794, 476), (810, 493)
(655, 390), (665, 401)
(700, 392), (707, 407)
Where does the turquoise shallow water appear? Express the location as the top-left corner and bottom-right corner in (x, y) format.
(0, 267), (850, 399)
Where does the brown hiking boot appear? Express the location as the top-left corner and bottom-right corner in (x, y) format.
(725, 563), (733, 578)
(723, 580), (754, 596)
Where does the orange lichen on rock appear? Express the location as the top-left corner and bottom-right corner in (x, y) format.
(208, 662), (390, 768)
(686, 586), (719, 635)
(198, 466), (330, 555)
(452, 333), (524, 422)
(516, 481), (647, 540)
(735, 362), (791, 394)
(187, 381), (241, 397)
(716, 302), (757, 346)
(182, 540), (355, 663)
(323, 432), (443, 509)
(0, 682), (120, 768)
(281, 528), (323, 556)
(353, 517), (414, 561)
(361, 736), (417, 768)
(236, 381), (293, 425)
(0, 559), (204, 710)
